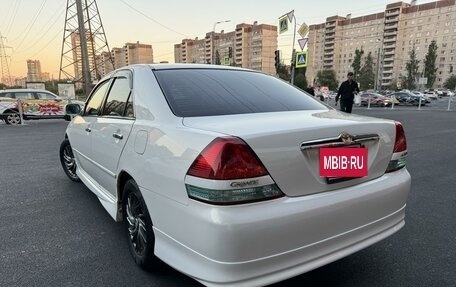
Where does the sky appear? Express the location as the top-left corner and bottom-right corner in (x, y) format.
(0, 0), (437, 79)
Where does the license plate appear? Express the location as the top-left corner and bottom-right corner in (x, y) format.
(319, 147), (368, 178)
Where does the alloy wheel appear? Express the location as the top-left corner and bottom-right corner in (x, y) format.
(62, 145), (77, 178)
(126, 193), (148, 256)
(6, 113), (21, 125)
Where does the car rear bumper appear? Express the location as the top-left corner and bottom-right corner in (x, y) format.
(143, 168), (411, 287)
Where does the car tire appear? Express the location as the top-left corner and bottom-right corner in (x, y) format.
(123, 179), (158, 270)
(4, 111), (21, 125)
(59, 139), (81, 182)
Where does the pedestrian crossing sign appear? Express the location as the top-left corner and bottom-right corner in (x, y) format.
(224, 56), (230, 66)
(279, 17), (288, 34)
(295, 51), (308, 68)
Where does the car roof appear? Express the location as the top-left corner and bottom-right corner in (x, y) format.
(0, 88), (56, 94)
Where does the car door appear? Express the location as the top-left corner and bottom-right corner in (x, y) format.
(13, 92), (36, 116)
(35, 91), (66, 117)
(89, 70), (135, 197)
(69, 79), (112, 177)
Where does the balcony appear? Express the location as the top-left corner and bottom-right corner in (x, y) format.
(383, 62), (394, 68)
(383, 50), (395, 56)
(385, 17), (399, 24)
(384, 30), (397, 37)
(383, 36), (397, 43)
(325, 39), (335, 45)
(326, 22), (336, 28)
(386, 10), (400, 17)
(382, 75), (393, 80)
(383, 42), (396, 49)
(384, 24), (398, 30)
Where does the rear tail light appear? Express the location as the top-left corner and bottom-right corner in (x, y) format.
(186, 137), (284, 204)
(386, 121), (407, 173)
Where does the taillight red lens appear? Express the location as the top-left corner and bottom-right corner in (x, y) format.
(187, 137), (268, 180)
(394, 122), (407, 152)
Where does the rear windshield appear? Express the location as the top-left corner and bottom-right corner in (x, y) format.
(154, 69), (326, 117)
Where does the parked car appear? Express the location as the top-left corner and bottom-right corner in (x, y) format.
(424, 91), (439, 100)
(390, 91), (426, 106)
(412, 91), (431, 103)
(359, 92), (397, 107)
(60, 64), (411, 287)
(0, 89), (84, 124)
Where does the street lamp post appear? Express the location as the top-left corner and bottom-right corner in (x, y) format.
(212, 20), (231, 64)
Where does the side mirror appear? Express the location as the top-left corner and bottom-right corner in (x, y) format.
(64, 103), (82, 121)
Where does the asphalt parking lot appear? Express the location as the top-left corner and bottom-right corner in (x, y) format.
(0, 105), (455, 287)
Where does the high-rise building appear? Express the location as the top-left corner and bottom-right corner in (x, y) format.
(307, 0), (456, 89)
(70, 31), (96, 82)
(110, 42), (154, 69)
(175, 22), (278, 75)
(26, 60), (42, 82)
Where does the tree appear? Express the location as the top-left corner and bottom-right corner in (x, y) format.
(444, 74), (456, 90)
(316, 69), (338, 91)
(405, 46), (420, 90)
(277, 64), (291, 82)
(294, 67), (308, 90)
(358, 52), (375, 90)
(351, 49), (364, 81)
(423, 40), (438, 89)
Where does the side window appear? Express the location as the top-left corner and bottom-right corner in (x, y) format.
(84, 80), (111, 116)
(37, 92), (57, 100)
(14, 92), (35, 100)
(101, 77), (131, 117)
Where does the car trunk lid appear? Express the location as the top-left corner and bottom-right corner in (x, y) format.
(183, 110), (396, 197)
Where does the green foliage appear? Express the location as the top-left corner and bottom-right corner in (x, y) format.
(294, 67), (308, 90)
(405, 47), (420, 90)
(423, 40), (438, 88)
(45, 80), (59, 94)
(316, 69), (338, 91)
(277, 64), (291, 82)
(443, 74), (456, 90)
(358, 52), (375, 90)
(351, 49), (363, 81)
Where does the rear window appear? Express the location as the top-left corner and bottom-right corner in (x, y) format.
(154, 69), (325, 117)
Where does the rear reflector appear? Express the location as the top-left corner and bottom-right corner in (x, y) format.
(186, 183), (283, 205)
(386, 121), (407, 173)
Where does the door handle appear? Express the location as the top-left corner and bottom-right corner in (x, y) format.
(113, 133), (123, 140)
(85, 127), (91, 132)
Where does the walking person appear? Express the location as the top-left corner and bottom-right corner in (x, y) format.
(335, 72), (360, 113)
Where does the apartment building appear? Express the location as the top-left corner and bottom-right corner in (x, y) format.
(26, 60), (42, 82)
(308, 0), (456, 89)
(111, 42), (154, 69)
(174, 22), (277, 75)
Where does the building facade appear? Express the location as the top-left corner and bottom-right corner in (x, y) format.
(174, 22), (277, 75)
(110, 42), (154, 69)
(26, 60), (42, 82)
(308, 0), (456, 89)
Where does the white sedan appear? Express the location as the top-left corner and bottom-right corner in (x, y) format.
(60, 64), (411, 287)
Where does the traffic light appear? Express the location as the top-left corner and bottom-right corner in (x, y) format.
(274, 50), (280, 72)
(228, 47), (233, 58)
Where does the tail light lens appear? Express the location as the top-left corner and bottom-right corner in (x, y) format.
(187, 137), (268, 180)
(386, 121), (407, 173)
(186, 137), (283, 204)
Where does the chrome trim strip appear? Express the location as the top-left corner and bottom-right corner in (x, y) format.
(301, 133), (379, 150)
